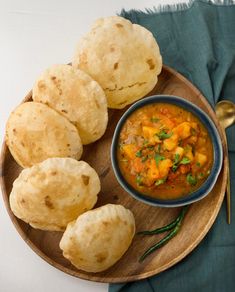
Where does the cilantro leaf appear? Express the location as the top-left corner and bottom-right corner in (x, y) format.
(186, 173), (197, 186)
(172, 154), (180, 172)
(180, 157), (191, 165)
(190, 128), (196, 135)
(155, 178), (166, 186)
(156, 144), (161, 153)
(147, 145), (154, 150)
(174, 153), (180, 164)
(143, 139), (149, 146)
(150, 117), (160, 123)
(136, 174), (142, 186)
(156, 130), (173, 140)
(198, 173), (204, 179)
(154, 153), (165, 166)
(141, 156), (148, 162)
(172, 155), (191, 172)
(136, 150), (142, 157)
(172, 164), (178, 172)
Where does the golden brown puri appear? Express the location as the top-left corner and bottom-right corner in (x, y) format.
(32, 64), (108, 145)
(9, 158), (100, 231)
(60, 204), (135, 272)
(73, 16), (162, 109)
(5, 102), (83, 168)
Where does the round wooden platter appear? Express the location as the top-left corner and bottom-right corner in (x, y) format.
(0, 65), (228, 283)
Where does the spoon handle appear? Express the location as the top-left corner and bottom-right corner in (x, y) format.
(226, 163), (231, 224)
(224, 131), (231, 224)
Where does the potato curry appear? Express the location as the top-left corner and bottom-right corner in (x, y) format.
(117, 103), (213, 200)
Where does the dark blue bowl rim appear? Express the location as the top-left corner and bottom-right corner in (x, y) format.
(111, 95), (223, 207)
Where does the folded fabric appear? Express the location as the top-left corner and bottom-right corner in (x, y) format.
(109, 1), (235, 291)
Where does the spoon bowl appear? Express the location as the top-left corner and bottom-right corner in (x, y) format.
(215, 100), (235, 129)
(215, 99), (235, 224)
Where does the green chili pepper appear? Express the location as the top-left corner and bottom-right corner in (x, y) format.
(138, 205), (189, 262)
(137, 211), (182, 235)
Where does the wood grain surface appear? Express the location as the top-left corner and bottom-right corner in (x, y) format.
(0, 65), (228, 283)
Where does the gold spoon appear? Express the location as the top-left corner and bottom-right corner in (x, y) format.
(215, 100), (235, 224)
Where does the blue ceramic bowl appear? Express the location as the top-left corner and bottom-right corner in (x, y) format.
(111, 95), (223, 207)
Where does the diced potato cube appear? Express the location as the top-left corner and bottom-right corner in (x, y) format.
(141, 113), (153, 127)
(187, 135), (198, 144)
(122, 144), (137, 159)
(191, 122), (199, 132)
(197, 137), (206, 147)
(184, 146), (194, 162)
(132, 158), (144, 173)
(142, 126), (161, 144)
(163, 133), (179, 151)
(198, 147), (206, 154)
(173, 122), (191, 139)
(201, 131), (207, 137)
(160, 117), (175, 130)
(173, 147), (184, 160)
(195, 152), (207, 166)
(142, 126), (158, 137)
(147, 159), (160, 180)
(158, 159), (173, 178)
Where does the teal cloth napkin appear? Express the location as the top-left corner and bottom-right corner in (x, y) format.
(109, 1), (235, 291)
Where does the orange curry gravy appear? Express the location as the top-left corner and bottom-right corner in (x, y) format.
(117, 103), (213, 200)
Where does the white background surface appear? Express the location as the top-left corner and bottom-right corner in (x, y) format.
(0, 1), (185, 291)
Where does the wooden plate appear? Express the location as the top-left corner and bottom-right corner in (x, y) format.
(0, 65), (228, 283)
